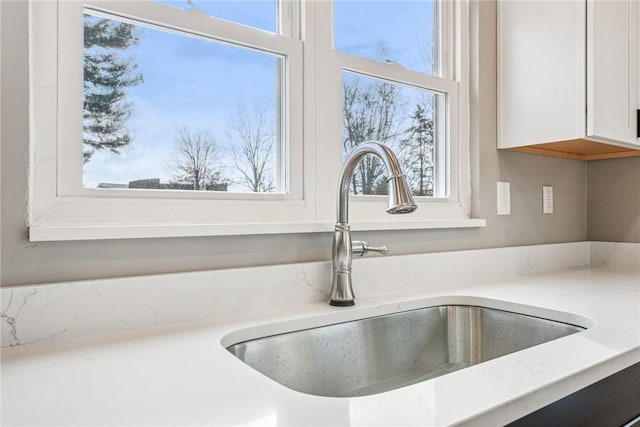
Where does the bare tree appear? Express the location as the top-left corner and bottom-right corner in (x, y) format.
(342, 73), (405, 194)
(169, 126), (226, 190)
(228, 104), (275, 193)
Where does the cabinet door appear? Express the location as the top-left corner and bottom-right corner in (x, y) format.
(498, 1), (586, 148)
(587, 0), (639, 147)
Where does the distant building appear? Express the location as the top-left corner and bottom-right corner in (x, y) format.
(98, 178), (227, 192)
(127, 178), (163, 189)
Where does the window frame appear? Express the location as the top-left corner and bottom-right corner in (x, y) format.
(28, 0), (481, 242)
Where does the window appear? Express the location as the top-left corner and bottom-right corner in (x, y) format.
(29, 0), (477, 241)
(82, 13), (284, 193)
(335, 0), (445, 198)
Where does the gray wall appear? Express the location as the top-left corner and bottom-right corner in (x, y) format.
(587, 157), (640, 243)
(0, 1), (588, 287)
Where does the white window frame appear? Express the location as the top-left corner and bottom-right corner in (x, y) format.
(28, 0), (482, 242)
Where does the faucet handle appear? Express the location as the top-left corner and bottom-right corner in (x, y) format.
(352, 241), (389, 257)
(368, 245), (390, 255)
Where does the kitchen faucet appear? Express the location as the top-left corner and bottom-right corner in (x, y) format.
(330, 141), (418, 306)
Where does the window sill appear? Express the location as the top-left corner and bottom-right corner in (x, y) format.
(28, 219), (487, 242)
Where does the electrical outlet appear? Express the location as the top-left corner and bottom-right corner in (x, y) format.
(497, 181), (511, 215)
(543, 185), (553, 214)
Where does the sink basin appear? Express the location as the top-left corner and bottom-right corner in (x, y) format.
(226, 305), (586, 397)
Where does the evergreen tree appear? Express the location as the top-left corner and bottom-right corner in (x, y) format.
(83, 16), (143, 162)
(401, 102), (435, 196)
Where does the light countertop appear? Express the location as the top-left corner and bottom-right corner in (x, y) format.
(2, 263), (639, 426)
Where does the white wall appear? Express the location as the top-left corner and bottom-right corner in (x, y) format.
(0, 1), (588, 286)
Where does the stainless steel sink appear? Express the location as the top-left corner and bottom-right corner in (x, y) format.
(226, 305), (586, 397)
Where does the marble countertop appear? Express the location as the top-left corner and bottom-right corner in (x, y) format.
(2, 261), (639, 426)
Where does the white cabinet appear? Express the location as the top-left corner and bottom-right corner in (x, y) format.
(498, 1), (586, 149)
(498, 0), (640, 160)
(587, 0), (639, 146)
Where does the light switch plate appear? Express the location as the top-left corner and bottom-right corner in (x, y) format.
(497, 181), (511, 215)
(543, 185), (553, 214)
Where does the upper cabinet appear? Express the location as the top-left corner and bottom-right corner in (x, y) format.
(587, 0), (638, 146)
(498, 0), (640, 160)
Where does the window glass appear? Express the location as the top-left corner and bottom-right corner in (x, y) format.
(334, 0), (438, 75)
(153, 0), (277, 33)
(82, 15), (282, 193)
(342, 71), (444, 197)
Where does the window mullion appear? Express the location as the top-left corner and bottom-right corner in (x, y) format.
(307, 0), (344, 222)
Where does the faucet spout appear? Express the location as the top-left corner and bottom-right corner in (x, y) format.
(336, 142), (417, 224)
(330, 141), (417, 307)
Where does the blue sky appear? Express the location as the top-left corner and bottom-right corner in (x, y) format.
(334, 0), (435, 75)
(82, 0), (436, 190)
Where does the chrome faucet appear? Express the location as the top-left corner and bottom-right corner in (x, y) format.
(330, 141), (418, 306)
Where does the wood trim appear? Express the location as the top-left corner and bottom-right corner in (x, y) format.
(504, 139), (640, 161)
(585, 150), (640, 160)
(508, 146), (586, 160)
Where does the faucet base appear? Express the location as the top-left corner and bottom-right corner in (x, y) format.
(329, 299), (355, 307)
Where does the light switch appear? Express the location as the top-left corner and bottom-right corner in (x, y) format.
(543, 185), (553, 214)
(497, 181), (511, 215)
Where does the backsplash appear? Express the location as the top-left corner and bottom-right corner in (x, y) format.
(1, 242), (612, 348)
(590, 241), (640, 269)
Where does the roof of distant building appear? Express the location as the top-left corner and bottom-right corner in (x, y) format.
(96, 182), (128, 189)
